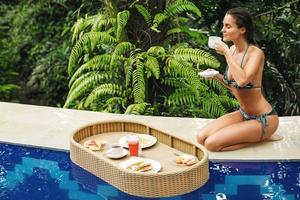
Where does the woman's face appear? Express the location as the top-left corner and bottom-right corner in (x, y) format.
(221, 14), (246, 42)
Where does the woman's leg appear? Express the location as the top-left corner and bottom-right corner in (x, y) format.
(197, 111), (243, 145)
(204, 115), (280, 152)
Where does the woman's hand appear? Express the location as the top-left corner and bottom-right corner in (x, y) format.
(214, 40), (230, 56)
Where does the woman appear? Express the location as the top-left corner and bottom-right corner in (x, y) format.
(197, 7), (283, 152)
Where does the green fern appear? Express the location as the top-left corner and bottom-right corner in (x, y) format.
(110, 42), (134, 67)
(124, 57), (134, 86)
(69, 72), (112, 94)
(91, 15), (116, 32)
(71, 18), (86, 43)
(162, 77), (189, 88)
(65, 3), (237, 118)
(147, 46), (166, 57)
(64, 72), (109, 108)
(116, 10), (130, 41)
(68, 32), (116, 75)
(125, 102), (150, 115)
(164, 0), (201, 18)
(202, 78), (228, 95)
(152, 0), (201, 31)
(199, 94), (227, 117)
(174, 48), (220, 68)
(145, 56), (160, 79)
(132, 55), (145, 103)
(69, 54), (113, 87)
(135, 4), (152, 26)
(166, 58), (208, 92)
(84, 83), (123, 108)
(168, 88), (197, 105)
(218, 95), (239, 109)
(151, 13), (167, 32)
(103, 97), (127, 113)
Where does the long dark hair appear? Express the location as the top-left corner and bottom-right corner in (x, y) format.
(226, 7), (257, 45)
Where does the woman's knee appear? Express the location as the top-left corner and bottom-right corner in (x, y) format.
(204, 136), (222, 152)
(196, 130), (209, 145)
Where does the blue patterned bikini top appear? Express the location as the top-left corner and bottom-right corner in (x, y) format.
(223, 45), (261, 89)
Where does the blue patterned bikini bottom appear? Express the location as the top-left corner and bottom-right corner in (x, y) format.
(239, 107), (277, 141)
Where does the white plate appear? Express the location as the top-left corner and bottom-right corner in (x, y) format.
(198, 70), (219, 78)
(118, 134), (157, 149)
(105, 148), (128, 159)
(119, 157), (161, 173)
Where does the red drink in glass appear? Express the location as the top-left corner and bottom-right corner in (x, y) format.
(128, 135), (139, 157)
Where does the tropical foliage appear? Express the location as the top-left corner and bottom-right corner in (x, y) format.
(1, 0), (298, 116)
(63, 0), (238, 117)
(0, 0), (104, 106)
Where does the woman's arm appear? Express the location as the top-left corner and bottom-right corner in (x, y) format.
(215, 42), (264, 87)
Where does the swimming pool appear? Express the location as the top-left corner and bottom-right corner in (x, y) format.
(0, 143), (299, 200)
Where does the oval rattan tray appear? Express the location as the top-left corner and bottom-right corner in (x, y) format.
(70, 120), (209, 197)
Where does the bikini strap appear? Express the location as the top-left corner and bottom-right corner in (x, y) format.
(240, 44), (250, 68)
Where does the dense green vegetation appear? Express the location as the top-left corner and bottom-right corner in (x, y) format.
(64, 0), (237, 117)
(0, 0), (299, 116)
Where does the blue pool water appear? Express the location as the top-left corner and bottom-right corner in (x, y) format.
(0, 143), (299, 200)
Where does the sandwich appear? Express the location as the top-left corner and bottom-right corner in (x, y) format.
(84, 139), (106, 151)
(127, 160), (153, 172)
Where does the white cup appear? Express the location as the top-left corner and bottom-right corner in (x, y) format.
(208, 36), (222, 49)
(109, 144), (123, 157)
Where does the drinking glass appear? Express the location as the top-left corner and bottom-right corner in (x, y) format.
(127, 135), (140, 157)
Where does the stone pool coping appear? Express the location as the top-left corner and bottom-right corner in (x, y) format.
(0, 102), (299, 161)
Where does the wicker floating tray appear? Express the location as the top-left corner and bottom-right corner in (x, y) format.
(70, 120), (209, 198)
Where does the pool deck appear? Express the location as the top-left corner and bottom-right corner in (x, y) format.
(0, 102), (299, 161)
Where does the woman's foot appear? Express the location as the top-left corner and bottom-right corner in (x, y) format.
(266, 134), (284, 142)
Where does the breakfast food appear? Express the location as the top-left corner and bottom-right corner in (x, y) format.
(84, 139), (106, 151)
(175, 154), (198, 166)
(175, 155), (185, 164)
(127, 160), (153, 172)
(140, 137), (151, 147)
